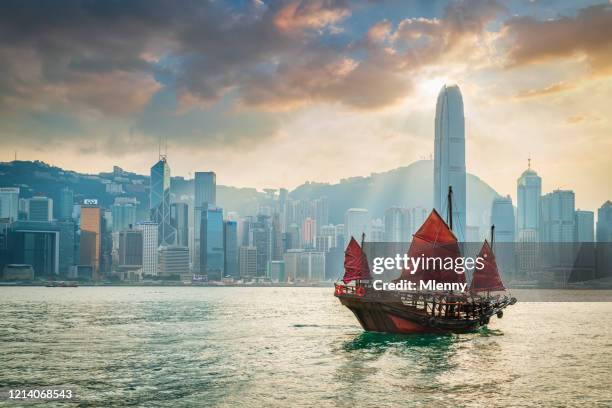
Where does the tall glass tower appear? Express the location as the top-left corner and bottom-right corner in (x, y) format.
(150, 157), (176, 246)
(434, 84), (466, 241)
(517, 160), (542, 242)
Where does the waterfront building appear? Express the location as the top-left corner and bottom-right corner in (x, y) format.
(239, 246), (257, 279)
(158, 246), (190, 277)
(370, 218), (385, 242)
(224, 220), (238, 278)
(80, 205), (101, 277)
(596, 201), (612, 242)
(541, 190), (575, 242)
(491, 196), (516, 242)
(517, 161), (542, 242)
(268, 260), (285, 282)
(575, 210), (594, 242)
(434, 84), (466, 241)
(28, 196), (53, 222)
(345, 208), (369, 242)
(298, 251), (325, 282)
(283, 249), (303, 281)
(200, 206), (224, 280)
(136, 221), (159, 276)
(0, 187), (19, 222)
(150, 157), (176, 246)
(170, 202), (189, 247)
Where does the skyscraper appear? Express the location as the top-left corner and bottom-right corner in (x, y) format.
(80, 205), (101, 278)
(28, 196), (53, 222)
(0, 187), (19, 221)
(541, 190), (575, 242)
(345, 208), (370, 242)
(170, 202), (189, 247)
(517, 161), (542, 242)
(596, 201), (612, 242)
(58, 187), (74, 221)
(158, 246), (190, 277)
(200, 206), (224, 280)
(302, 217), (316, 248)
(195, 172), (216, 207)
(491, 196), (515, 242)
(434, 84), (466, 241)
(112, 197), (137, 232)
(150, 157), (176, 246)
(574, 210), (594, 242)
(136, 221), (159, 276)
(223, 220), (238, 278)
(239, 246), (257, 279)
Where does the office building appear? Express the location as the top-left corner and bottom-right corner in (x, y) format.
(224, 220), (238, 278)
(150, 157), (176, 246)
(200, 206), (224, 280)
(28, 196), (53, 222)
(283, 249), (303, 281)
(541, 190), (575, 242)
(58, 188), (74, 221)
(111, 198), (137, 232)
(239, 246), (257, 279)
(434, 84), (466, 241)
(195, 171), (216, 207)
(136, 221), (159, 276)
(575, 210), (594, 242)
(80, 205), (101, 277)
(596, 201), (612, 242)
(0, 187), (19, 221)
(298, 251), (325, 282)
(517, 161), (542, 242)
(345, 208), (370, 243)
(158, 246), (190, 277)
(170, 202), (189, 247)
(302, 217), (316, 248)
(268, 260), (285, 282)
(491, 196), (515, 242)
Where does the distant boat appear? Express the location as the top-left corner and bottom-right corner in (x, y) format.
(335, 187), (516, 334)
(45, 281), (78, 287)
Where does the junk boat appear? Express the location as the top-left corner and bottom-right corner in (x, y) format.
(335, 188), (516, 334)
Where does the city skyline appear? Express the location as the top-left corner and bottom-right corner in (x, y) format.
(0, 1), (610, 212)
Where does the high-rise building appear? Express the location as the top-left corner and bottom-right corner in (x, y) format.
(224, 220), (238, 278)
(596, 201), (612, 242)
(268, 260), (285, 282)
(200, 206), (224, 280)
(491, 196), (515, 242)
(250, 215), (271, 277)
(574, 210), (594, 242)
(434, 84), (466, 241)
(311, 197), (329, 234)
(286, 223), (301, 249)
(170, 202), (189, 247)
(150, 157), (176, 246)
(195, 171), (216, 207)
(0, 187), (19, 222)
(80, 205), (101, 278)
(298, 251), (325, 282)
(28, 196), (53, 222)
(345, 208), (369, 242)
(315, 235), (332, 252)
(370, 218), (385, 242)
(10, 220), (75, 277)
(283, 249), (303, 281)
(517, 161), (542, 242)
(112, 198), (137, 232)
(158, 246), (190, 277)
(541, 190), (575, 242)
(136, 221), (159, 276)
(117, 228), (143, 267)
(239, 246), (257, 279)
(302, 217), (316, 248)
(407, 207), (427, 236)
(58, 188), (74, 221)
(384, 207), (410, 242)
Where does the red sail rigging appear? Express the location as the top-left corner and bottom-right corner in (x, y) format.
(470, 240), (506, 292)
(398, 209), (466, 284)
(342, 237), (371, 283)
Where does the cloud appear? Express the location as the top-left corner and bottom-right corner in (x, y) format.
(502, 4), (612, 74)
(514, 81), (576, 99)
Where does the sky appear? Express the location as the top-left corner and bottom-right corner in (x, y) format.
(1, 0), (611, 212)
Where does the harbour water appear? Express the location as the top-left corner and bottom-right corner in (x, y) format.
(1, 287), (611, 407)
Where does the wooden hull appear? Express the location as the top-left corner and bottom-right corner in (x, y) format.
(335, 289), (515, 334)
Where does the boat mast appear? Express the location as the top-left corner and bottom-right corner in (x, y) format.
(447, 186), (453, 231)
(491, 225), (495, 251)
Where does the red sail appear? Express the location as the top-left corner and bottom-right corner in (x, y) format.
(398, 209), (466, 284)
(470, 240), (506, 292)
(342, 237), (371, 283)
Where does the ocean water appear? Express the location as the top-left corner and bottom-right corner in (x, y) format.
(0, 287), (611, 407)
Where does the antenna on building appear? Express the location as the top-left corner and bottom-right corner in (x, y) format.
(528, 155), (531, 169)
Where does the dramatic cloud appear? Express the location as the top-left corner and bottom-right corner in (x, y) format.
(514, 81), (577, 99)
(502, 4), (612, 74)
